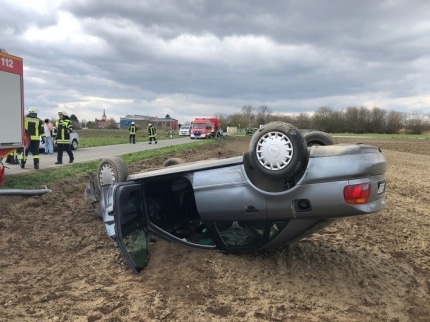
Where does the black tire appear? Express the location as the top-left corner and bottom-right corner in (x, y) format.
(248, 122), (308, 179)
(304, 131), (337, 147)
(163, 158), (185, 167)
(96, 157), (129, 191)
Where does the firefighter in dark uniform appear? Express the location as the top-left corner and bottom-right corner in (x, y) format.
(148, 123), (157, 144)
(6, 150), (19, 164)
(54, 111), (74, 164)
(129, 121), (137, 144)
(21, 107), (45, 169)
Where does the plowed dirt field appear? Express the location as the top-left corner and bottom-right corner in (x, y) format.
(1, 135), (429, 321)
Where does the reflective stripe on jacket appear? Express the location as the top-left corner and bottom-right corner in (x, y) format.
(55, 119), (73, 144)
(24, 116), (45, 141)
(148, 126), (156, 137)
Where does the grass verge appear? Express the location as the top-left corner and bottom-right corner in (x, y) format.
(2, 137), (227, 189)
(332, 133), (430, 139)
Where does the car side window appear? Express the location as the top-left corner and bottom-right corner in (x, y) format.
(268, 222), (288, 240)
(214, 220), (266, 248)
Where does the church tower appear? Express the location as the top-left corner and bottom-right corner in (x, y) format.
(102, 109), (107, 122)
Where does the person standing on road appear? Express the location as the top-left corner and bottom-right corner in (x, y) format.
(129, 121), (137, 144)
(21, 107), (45, 169)
(148, 123), (157, 144)
(43, 118), (54, 154)
(54, 111), (74, 165)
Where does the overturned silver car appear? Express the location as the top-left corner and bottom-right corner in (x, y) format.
(85, 122), (387, 274)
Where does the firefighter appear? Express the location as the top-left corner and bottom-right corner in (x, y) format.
(5, 150), (19, 164)
(129, 121), (137, 144)
(148, 123), (157, 144)
(21, 107), (45, 169)
(54, 111), (74, 164)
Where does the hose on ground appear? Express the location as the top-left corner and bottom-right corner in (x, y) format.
(0, 187), (52, 196)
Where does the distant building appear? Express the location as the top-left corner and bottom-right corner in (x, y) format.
(94, 109), (110, 128)
(120, 115), (178, 130)
(226, 126), (238, 133)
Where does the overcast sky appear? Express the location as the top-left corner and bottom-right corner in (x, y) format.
(2, 0), (430, 124)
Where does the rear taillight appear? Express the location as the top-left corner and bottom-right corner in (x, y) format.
(344, 183), (371, 204)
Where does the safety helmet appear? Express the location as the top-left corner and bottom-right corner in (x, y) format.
(58, 110), (68, 116)
(28, 107), (39, 114)
(131, 121), (135, 125)
(149, 123), (152, 126)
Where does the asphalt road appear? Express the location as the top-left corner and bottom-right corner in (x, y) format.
(4, 137), (192, 176)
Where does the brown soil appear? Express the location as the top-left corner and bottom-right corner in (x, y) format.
(1, 136), (430, 321)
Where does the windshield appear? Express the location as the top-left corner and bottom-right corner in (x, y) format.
(193, 124), (208, 129)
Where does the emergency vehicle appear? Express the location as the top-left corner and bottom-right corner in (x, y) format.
(190, 117), (222, 139)
(0, 49), (51, 195)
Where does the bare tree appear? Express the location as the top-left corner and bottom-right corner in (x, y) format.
(357, 106), (372, 133)
(386, 110), (406, 134)
(241, 105), (255, 128)
(270, 114), (295, 124)
(329, 110), (345, 132)
(313, 106), (337, 132)
(370, 107), (386, 133)
(423, 112), (430, 133)
(344, 106), (360, 133)
(86, 121), (96, 129)
(294, 113), (312, 129)
(71, 104), (424, 135)
(227, 113), (244, 129)
(406, 110), (425, 134)
(107, 118), (119, 129)
(214, 113), (229, 130)
(256, 105), (272, 126)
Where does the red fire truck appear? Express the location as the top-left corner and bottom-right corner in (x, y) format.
(0, 49), (50, 195)
(190, 117), (222, 139)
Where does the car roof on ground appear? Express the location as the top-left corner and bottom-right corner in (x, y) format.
(127, 156), (243, 180)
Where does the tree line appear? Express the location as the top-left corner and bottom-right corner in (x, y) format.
(216, 105), (430, 134)
(72, 105), (429, 134)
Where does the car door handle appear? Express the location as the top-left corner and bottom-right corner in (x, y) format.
(244, 206), (258, 213)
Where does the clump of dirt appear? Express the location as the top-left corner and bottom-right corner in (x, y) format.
(0, 136), (429, 321)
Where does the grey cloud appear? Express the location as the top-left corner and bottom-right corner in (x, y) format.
(2, 0), (430, 124)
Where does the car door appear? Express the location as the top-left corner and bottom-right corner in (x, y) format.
(113, 183), (149, 274)
(192, 165), (268, 250)
(193, 165), (267, 222)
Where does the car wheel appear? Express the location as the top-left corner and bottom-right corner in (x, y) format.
(248, 122), (308, 179)
(96, 157), (129, 191)
(163, 158), (185, 167)
(304, 131), (337, 146)
(71, 139), (78, 150)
